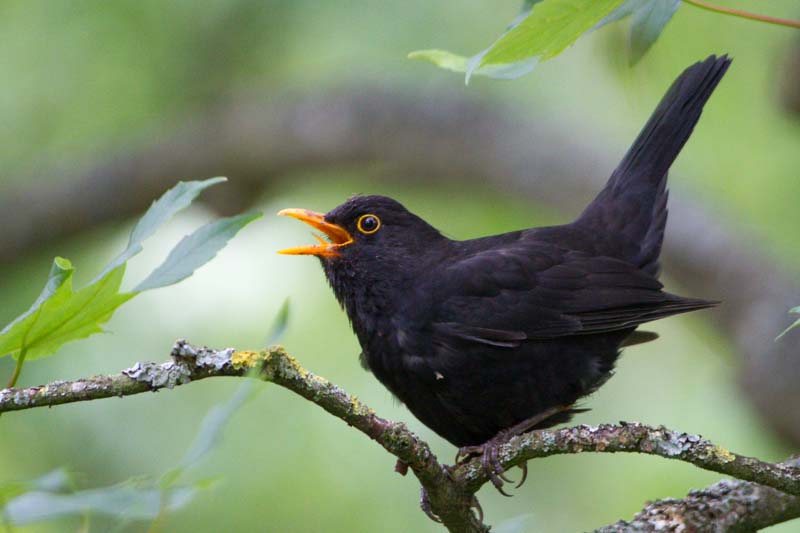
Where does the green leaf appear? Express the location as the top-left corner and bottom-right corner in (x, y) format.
(408, 49), (468, 74)
(4, 485), (196, 524)
(133, 211), (262, 292)
(97, 177), (227, 281)
(776, 306), (800, 341)
(0, 260), (134, 361)
(409, 49), (539, 82)
(410, 0), (542, 82)
(177, 381), (258, 473)
(629, 0), (680, 64)
(0, 176), (248, 380)
(480, 0), (624, 66)
(594, 0), (644, 29)
(0, 257), (73, 340)
(161, 375), (260, 490)
(266, 298), (291, 345)
(0, 469), (71, 508)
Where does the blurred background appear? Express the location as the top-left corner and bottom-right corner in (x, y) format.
(0, 1), (799, 531)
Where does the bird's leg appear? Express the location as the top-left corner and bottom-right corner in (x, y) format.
(455, 405), (572, 494)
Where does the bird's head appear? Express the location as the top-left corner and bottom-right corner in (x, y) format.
(278, 195), (446, 323)
(278, 195), (443, 261)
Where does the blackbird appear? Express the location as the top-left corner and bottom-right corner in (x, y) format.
(278, 55), (729, 494)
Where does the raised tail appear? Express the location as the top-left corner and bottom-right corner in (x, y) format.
(576, 55), (731, 276)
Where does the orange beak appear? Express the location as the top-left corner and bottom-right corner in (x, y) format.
(277, 208), (353, 257)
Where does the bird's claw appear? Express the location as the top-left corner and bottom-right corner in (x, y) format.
(420, 487), (442, 523)
(456, 435), (527, 496)
(420, 487), (485, 524)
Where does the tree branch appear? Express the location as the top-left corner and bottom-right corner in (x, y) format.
(453, 423), (800, 497)
(2, 340), (800, 531)
(0, 341), (487, 533)
(682, 0), (800, 30)
(595, 470), (800, 532)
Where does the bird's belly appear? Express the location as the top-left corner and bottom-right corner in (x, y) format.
(367, 333), (627, 447)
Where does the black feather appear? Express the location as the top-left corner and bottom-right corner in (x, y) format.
(284, 56), (730, 447)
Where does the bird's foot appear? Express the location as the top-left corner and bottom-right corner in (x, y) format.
(420, 487), (442, 523)
(419, 487), (484, 524)
(455, 433), (521, 496)
(455, 404), (572, 495)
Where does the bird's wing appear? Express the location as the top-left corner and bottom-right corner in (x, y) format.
(429, 242), (713, 346)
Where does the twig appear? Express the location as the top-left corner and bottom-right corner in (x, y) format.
(683, 0), (800, 30)
(453, 423), (800, 497)
(2, 340), (800, 532)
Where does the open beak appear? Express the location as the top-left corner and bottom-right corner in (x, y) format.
(277, 208), (353, 257)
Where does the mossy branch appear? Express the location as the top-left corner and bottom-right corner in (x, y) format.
(1, 340), (799, 532)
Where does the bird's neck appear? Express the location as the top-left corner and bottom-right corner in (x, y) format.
(322, 258), (409, 347)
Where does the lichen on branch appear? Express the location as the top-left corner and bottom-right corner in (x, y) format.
(1, 340), (799, 532)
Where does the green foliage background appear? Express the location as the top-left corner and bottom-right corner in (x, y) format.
(0, 1), (798, 531)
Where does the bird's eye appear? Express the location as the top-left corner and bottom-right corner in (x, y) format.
(357, 214), (381, 234)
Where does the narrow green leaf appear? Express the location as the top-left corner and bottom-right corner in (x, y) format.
(776, 306), (800, 341)
(408, 49), (538, 82)
(97, 177), (227, 281)
(133, 212), (261, 292)
(31, 469), (72, 493)
(408, 49), (468, 74)
(177, 382), (258, 473)
(0, 468), (73, 506)
(629, 0), (681, 64)
(4, 485), (196, 524)
(266, 299), (291, 345)
(480, 0), (624, 66)
(0, 263), (134, 361)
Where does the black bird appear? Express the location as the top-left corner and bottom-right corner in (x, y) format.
(278, 56), (729, 493)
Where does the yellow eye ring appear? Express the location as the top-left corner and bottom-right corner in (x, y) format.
(357, 214), (381, 234)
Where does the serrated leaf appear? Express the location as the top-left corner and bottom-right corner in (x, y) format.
(776, 306), (800, 341)
(480, 0), (624, 67)
(133, 211), (261, 292)
(4, 485), (196, 524)
(0, 257), (72, 339)
(0, 261), (134, 361)
(97, 177), (227, 281)
(629, 0), (680, 64)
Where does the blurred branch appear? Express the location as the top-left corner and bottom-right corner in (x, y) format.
(2, 340), (800, 531)
(781, 36), (800, 116)
(595, 466), (800, 533)
(0, 86), (799, 444)
(682, 0), (800, 29)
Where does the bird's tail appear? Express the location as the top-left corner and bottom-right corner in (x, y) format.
(576, 55), (731, 276)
